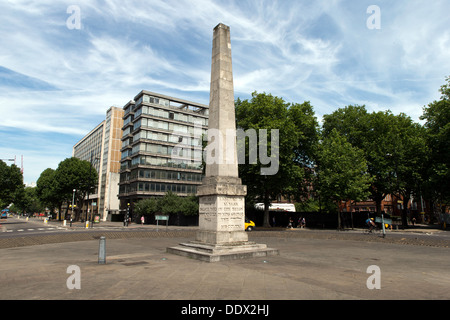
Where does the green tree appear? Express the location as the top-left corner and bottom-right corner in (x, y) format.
(179, 195), (199, 216)
(134, 197), (160, 218)
(420, 76), (450, 213)
(386, 114), (428, 225)
(323, 106), (430, 226)
(134, 192), (199, 220)
(54, 157), (98, 220)
(36, 168), (63, 217)
(235, 92), (318, 227)
(159, 191), (182, 216)
(13, 186), (44, 215)
(289, 101), (321, 201)
(317, 129), (372, 228)
(323, 107), (395, 214)
(0, 161), (24, 209)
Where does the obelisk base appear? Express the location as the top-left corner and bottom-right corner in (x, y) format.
(167, 177), (279, 262)
(167, 241), (279, 263)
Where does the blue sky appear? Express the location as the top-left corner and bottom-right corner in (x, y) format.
(0, 0), (449, 184)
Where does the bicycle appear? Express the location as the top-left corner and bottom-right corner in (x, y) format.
(364, 224), (381, 234)
(364, 224), (387, 238)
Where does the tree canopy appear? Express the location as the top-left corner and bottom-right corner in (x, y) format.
(134, 192), (199, 218)
(420, 76), (450, 211)
(321, 106), (430, 226)
(235, 92), (319, 226)
(35, 157), (98, 220)
(316, 128), (372, 216)
(0, 161), (24, 209)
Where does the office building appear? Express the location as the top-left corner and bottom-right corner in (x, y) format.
(73, 106), (124, 221)
(118, 90), (209, 214)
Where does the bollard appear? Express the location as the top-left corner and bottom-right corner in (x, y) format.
(98, 236), (106, 264)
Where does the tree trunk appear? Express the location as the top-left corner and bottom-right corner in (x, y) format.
(402, 195), (410, 228)
(263, 191), (271, 227)
(375, 198), (382, 216)
(337, 210), (342, 230)
(58, 203), (62, 221)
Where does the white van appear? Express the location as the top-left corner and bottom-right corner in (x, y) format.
(254, 203), (296, 212)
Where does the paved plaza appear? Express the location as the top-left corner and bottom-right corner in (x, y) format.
(0, 226), (449, 303)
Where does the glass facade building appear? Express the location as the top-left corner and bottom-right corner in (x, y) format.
(118, 90), (209, 214)
(73, 106), (124, 221)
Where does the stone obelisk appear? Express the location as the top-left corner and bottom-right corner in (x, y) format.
(195, 23), (249, 246)
(167, 23), (278, 262)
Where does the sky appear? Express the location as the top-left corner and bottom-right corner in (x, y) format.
(0, 0), (449, 185)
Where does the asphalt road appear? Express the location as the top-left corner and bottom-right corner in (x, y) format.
(0, 216), (67, 236)
(1, 216), (449, 248)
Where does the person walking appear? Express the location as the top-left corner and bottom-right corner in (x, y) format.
(287, 217), (293, 229)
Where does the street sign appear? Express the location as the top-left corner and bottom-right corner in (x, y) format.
(155, 215), (169, 231)
(375, 217), (392, 225)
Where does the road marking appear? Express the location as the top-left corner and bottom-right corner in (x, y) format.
(3, 227), (65, 233)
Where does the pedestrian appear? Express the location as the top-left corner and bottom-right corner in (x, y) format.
(272, 216), (276, 227)
(141, 215), (145, 226)
(301, 217), (306, 228)
(287, 217), (293, 229)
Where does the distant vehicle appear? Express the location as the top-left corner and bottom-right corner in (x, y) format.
(1, 212), (7, 219)
(245, 218), (255, 231)
(254, 203), (296, 212)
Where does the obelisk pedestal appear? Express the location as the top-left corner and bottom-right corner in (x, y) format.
(167, 23), (278, 262)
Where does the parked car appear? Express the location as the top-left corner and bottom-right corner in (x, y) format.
(245, 218), (255, 231)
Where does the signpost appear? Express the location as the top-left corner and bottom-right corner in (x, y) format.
(375, 217), (393, 225)
(155, 215), (169, 231)
(375, 215), (392, 238)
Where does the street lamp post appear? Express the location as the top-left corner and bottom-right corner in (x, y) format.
(71, 189), (76, 227)
(85, 151), (100, 229)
